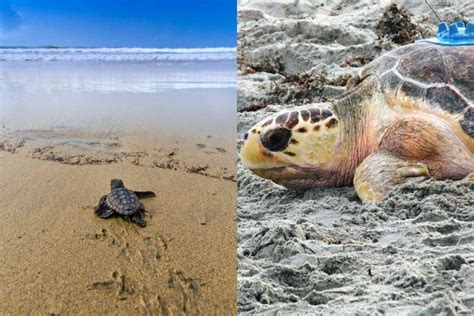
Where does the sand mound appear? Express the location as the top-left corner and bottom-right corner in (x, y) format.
(238, 164), (474, 314)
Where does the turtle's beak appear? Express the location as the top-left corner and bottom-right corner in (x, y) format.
(240, 133), (266, 168)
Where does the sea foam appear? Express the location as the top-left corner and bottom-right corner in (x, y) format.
(0, 47), (236, 62)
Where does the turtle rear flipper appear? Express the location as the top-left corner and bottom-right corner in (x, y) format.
(133, 191), (156, 199)
(130, 211), (146, 227)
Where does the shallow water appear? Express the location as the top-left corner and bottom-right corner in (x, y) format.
(0, 60), (236, 140)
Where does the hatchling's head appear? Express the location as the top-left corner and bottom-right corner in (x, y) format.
(110, 179), (125, 190)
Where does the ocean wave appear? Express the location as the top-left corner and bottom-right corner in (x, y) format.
(0, 47), (237, 62)
(0, 61), (236, 92)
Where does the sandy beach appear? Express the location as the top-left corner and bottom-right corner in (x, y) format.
(237, 0), (474, 314)
(0, 55), (237, 314)
(0, 129), (236, 315)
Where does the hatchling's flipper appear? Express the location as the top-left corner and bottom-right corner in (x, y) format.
(94, 195), (115, 218)
(354, 151), (430, 202)
(95, 208), (115, 218)
(94, 195), (108, 211)
(133, 191), (156, 199)
(131, 211), (146, 227)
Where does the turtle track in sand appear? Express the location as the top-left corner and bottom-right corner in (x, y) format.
(84, 221), (205, 314)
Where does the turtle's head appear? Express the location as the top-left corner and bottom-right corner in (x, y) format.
(240, 105), (342, 190)
(110, 179), (125, 190)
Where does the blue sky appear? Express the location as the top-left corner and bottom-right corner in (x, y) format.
(0, 0), (236, 47)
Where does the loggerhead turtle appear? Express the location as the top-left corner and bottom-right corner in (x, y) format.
(94, 179), (156, 227)
(240, 41), (474, 202)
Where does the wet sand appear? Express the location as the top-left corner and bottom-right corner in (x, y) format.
(0, 60), (237, 314)
(0, 126), (236, 315)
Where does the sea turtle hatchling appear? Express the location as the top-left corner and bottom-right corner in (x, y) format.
(94, 179), (156, 227)
(240, 41), (473, 202)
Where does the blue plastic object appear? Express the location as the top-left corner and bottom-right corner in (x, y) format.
(418, 21), (474, 46)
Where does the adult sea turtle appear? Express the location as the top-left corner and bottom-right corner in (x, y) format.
(240, 41), (473, 202)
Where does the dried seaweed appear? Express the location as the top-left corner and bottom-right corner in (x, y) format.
(376, 4), (424, 44)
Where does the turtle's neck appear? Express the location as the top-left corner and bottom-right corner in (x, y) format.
(330, 77), (385, 185)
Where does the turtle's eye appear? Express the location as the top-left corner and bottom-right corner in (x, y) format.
(261, 128), (291, 152)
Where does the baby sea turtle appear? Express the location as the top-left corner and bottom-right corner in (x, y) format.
(241, 42), (473, 202)
(94, 179), (156, 227)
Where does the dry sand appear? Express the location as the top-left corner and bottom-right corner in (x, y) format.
(0, 126), (236, 315)
(237, 0), (474, 314)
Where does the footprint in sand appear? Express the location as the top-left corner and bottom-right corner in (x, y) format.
(85, 228), (108, 241)
(88, 271), (135, 300)
(167, 269), (204, 313)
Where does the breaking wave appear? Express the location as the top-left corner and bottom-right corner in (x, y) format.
(0, 47), (236, 62)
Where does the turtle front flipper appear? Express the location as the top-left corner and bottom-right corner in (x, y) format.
(96, 208), (115, 218)
(133, 191), (156, 199)
(94, 195), (108, 211)
(463, 173), (474, 183)
(94, 195), (115, 218)
(130, 211), (146, 227)
(354, 151), (430, 202)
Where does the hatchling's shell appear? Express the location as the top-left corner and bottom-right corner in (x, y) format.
(106, 188), (140, 215)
